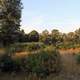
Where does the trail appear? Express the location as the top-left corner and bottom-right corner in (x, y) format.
(48, 50), (80, 80)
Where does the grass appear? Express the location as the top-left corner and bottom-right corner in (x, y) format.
(0, 45), (61, 79)
(0, 49), (80, 80)
(0, 44), (80, 80)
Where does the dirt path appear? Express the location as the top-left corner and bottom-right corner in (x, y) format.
(47, 51), (80, 80)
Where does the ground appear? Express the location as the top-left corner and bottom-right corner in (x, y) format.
(0, 48), (80, 80)
(47, 48), (80, 80)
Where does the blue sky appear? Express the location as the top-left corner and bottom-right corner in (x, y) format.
(21, 0), (80, 33)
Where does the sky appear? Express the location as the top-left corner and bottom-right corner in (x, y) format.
(21, 0), (80, 33)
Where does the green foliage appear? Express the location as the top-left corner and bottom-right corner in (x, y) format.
(24, 47), (61, 78)
(0, 54), (21, 72)
(0, 0), (22, 46)
(0, 43), (61, 78)
(57, 43), (80, 49)
(26, 42), (45, 51)
(10, 44), (26, 53)
(39, 30), (52, 45)
(51, 29), (63, 45)
(75, 52), (80, 64)
(28, 30), (39, 42)
(10, 42), (45, 52)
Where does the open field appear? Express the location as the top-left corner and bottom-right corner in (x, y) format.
(0, 48), (80, 80)
(0, 0), (80, 80)
(47, 49), (80, 80)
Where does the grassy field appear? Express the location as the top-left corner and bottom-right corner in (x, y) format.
(0, 48), (80, 80)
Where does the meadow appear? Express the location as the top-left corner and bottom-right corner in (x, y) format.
(0, 43), (80, 80)
(0, 0), (80, 80)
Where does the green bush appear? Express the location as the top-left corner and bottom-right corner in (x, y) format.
(26, 42), (45, 51)
(57, 43), (80, 49)
(10, 44), (26, 52)
(10, 42), (45, 52)
(75, 52), (80, 64)
(24, 47), (61, 78)
(0, 54), (21, 72)
(0, 44), (61, 78)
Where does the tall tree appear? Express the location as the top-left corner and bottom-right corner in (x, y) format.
(40, 30), (50, 44)
(0, 0), (22, 45)
(29, 30), (39, 42)
(67, 32), (75, 42)
(51, 29), (62, 45)
(74, 28), (80, 44)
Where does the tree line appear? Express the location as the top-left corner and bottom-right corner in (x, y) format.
(0, 0), (80, 47)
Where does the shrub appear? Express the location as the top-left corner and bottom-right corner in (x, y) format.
(24, 47), (61, 78)
(0, 45), (61, 78)
(10, 44), (26, 52)
(10, 42), (45, 52)
(0, 54), (21, 72)
(26, 42), (45, 51)
(75, 52), (80, 64)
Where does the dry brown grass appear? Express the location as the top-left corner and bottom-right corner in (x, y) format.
(46, 48), (80, 80)
(0, 48), (6, 54)
(0, 48), (80, 80)
(12, 51), (30, 59)
(59, 48), (80, 54)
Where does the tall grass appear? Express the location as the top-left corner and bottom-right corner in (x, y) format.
(0, 43), (61, 79)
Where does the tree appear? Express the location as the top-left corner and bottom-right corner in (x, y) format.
(42, 29), (49, 36)
(29, 30), (39, 42)
(67, 32), (75, 42)
(40, 30), (49, 41)
(43, 35), (52, 45)
(62, 33), (67, 44)
(17, 30), (29, 42)
(74, 28), (80, 44)
(0, 0), (22, 45)
(39, 30), (52, 45)
(51, 29), (63, 45)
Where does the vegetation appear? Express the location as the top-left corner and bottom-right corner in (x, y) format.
(0, 0), (80, 48)
(0, 46), (61, 78)
(75, 52), (80, 64)
(24, 48), (61, 78)
(0, 0), (80, 80)
(0, 54), (21, 72)
(0, 0), (22, 45)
